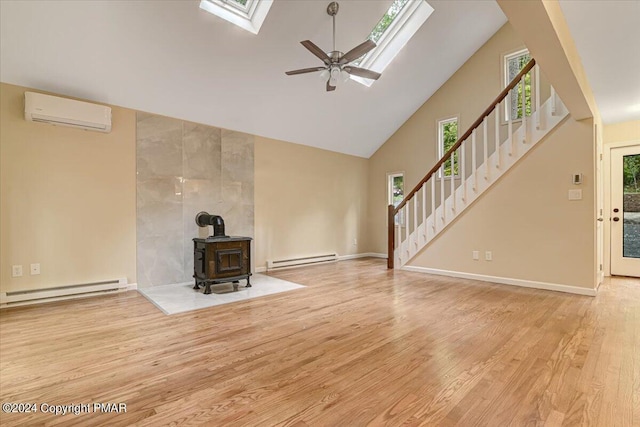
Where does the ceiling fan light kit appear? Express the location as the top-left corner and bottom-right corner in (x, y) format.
(285, 1), (382, 92)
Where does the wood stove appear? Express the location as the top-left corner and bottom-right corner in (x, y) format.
(193, 212), (252, 294)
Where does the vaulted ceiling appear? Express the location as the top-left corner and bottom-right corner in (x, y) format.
(1, 1), (638, 158)
(0, 0), (506, 157)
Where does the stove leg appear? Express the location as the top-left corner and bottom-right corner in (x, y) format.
(246, 276), (252, 288)
(193, 281), (200, 290)
(204, 283), (212, 295)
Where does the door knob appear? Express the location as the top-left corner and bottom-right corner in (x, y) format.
(613, 217), (620, 222)
(597, 217), (604, 222)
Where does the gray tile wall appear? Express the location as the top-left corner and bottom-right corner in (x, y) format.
(136, 113), (254, 287)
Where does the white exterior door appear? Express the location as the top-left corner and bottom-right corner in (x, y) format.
(610, 144), (640, 277)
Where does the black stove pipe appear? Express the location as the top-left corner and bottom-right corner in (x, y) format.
(195, 211), (226, 237)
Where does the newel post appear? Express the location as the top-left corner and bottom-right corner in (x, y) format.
(387, 204), (395, 269)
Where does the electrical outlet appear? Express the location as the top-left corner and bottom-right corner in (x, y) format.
(472, 251), (479, 260)
(12, 265), (23, 277)
(30, 263), (41, 275)
(485, 251), (492, 261)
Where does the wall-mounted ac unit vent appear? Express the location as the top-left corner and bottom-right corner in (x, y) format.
(24, 91), (112, 133)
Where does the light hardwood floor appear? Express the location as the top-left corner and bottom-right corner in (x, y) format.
(0, 258), (638, 426)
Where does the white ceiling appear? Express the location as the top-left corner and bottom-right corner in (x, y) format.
(0, 0), (506, 158)
(2, 1), (638, 157)
(559, 0), (640, 125)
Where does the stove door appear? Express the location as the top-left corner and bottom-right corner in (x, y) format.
(216, 248), (243, 274)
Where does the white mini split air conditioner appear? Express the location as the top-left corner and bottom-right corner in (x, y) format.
(24, 92), (112, 133)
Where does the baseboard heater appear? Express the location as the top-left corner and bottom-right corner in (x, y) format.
(267, 254), (338, 271)
(0, 278), (129, 308)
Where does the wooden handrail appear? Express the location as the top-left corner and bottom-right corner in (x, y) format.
(393, 58), (536, 214)
(388, 58), (536, 269)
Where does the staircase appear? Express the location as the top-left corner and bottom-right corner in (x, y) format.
(388, 59), (568, 269)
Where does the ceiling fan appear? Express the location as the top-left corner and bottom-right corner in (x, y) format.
(285, 1), (382, 92)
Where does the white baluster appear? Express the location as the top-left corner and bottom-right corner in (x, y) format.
(430, 177), (435, 230)
(450, 152), (455, 213)
(507, 91), (514, 157)
(483, 117), (488, 180)
(440, 164), (445, 222)
(551, 86), (557, 116)
(404, 205), (409, 243)
(495, 107), (500, 169)
(413, 190), (420, 235)
(521, 74), (527, 143)
(396, 208), (400, 250)
(421, 183), (427, 231)
(461, 140), (466, 202)
(472, 129), (477, 191)
(534, 64), (541, 129)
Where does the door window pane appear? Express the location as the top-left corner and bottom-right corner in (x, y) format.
(623, 153), (640, 258)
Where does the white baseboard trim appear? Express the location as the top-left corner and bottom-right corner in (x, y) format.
(401, 266), (597, 296)
(255, 266), (267, 273)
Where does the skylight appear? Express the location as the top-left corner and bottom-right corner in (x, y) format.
(199, 0), (273, 35)
(352, 0), (434, 87)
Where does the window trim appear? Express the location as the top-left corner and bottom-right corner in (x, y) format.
(502, 47), (534, 122)
(436, 116), (460, 179)
(352, 0), (434, 87)
(199, 0), (273, 35)
(225, 0), (253, 14)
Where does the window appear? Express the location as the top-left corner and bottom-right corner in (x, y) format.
(438, 117), (459, 178)
(388, 172), (404, 225)
(199, 0), (273, 34)
(388, 173), (404, 207)
(504, 48), (532, 121)
(351, 0), (434, 87)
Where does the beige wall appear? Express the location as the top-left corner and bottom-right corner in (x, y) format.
(0, 83), (137, 292)
(368, 23), (526, 253)
(604, 120), (640, 144)
(255, 136), (370, 269)
(1, 82), (372, 291)
(367, 21), (597, 289)
(410, 117), (596, 288)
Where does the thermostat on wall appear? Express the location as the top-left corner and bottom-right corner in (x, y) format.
(572, 173), (582, 185)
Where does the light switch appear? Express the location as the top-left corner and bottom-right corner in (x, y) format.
(568, 189), (582, 200)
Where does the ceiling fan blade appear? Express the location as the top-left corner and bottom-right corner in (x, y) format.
(285, 67), (327, 76)
(326, 80), (336, 92)
(301, 40), (331, 65)
(343, 66), (381, 80)
(340, 39), (376, 64)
